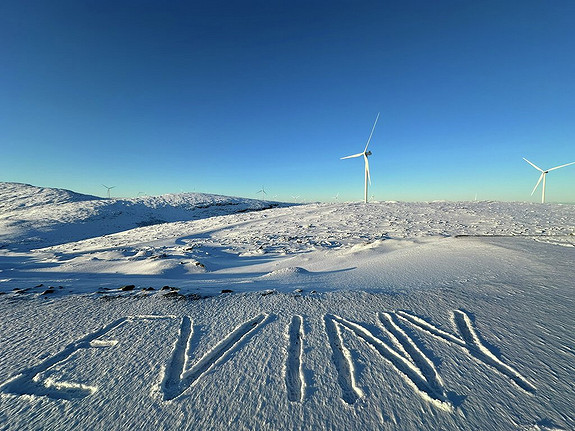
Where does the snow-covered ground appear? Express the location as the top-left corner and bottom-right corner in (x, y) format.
(1, 182), (574, 430)
(0, 182), (284, 251)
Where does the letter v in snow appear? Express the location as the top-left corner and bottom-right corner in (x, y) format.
(161, 314), (269, 401)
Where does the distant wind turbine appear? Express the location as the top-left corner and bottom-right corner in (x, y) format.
(523, 158), (575, 203)
(257, 185), (267, 198)
(341, 112), (379, 203)
(102, 184), (116, 199)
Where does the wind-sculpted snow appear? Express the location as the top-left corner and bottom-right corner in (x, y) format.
(10, 200), (569, 289)
(44, 200), (574, 254)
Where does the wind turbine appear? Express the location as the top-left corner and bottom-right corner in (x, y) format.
(523, 158), (575, 203)
(341, 112), (379, 203)
(102, 184), (115, 199)
(257, 185), (267, 198)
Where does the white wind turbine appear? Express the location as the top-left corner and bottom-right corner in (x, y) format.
(102, 184), (115, 199)
(523, 158), (575, 203)
(341, 113), (379, 203)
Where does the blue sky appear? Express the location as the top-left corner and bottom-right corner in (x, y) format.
(1, 0), (574, 203)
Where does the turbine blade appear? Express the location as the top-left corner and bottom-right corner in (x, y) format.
(364, 154), (371, 185)
(531, 173), (544, 195)
(341, 153), (364, 160)
(363, 112), (380, 153)
(523, 158), (544, 172)
(547, 161), (575, 171)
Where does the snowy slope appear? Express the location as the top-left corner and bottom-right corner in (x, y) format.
(3, 200), (569, 293)
(0, 182), (284, 250)
(0, 182), (102, 213)
(0, 190), (574, 431)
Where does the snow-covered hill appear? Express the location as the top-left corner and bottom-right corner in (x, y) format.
(0, 182), (102, 213)
(0, 186), (574, 430)
(0, 182), (284, 250)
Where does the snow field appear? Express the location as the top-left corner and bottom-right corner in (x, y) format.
(0, 183), (574, 430)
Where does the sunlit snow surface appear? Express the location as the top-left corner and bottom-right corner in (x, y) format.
(0, 183), (574, 431)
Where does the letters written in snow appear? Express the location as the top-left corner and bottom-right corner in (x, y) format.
(0, 310), (535, 409)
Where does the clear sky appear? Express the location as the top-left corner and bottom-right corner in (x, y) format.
(1, 0), (574, 203)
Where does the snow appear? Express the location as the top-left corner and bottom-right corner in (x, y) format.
(0, 182), (574, 430)
(0, 182), (284, 251)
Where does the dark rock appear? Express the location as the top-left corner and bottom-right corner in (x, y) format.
(120, 285), (135, 291)
(42, 289), (55, 295)
(163, 291), (186, 300)
(163, 291), (204, 301)
(220, 289), (233, 294)
(143, 287), (155, 291)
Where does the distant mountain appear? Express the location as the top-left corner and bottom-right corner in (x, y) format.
(0, 182), (286, 250)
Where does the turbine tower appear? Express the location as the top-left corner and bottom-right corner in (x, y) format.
(523, 158), (575, 203)
(102, 184), (115, 199)
(341, 113), (379, 203)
